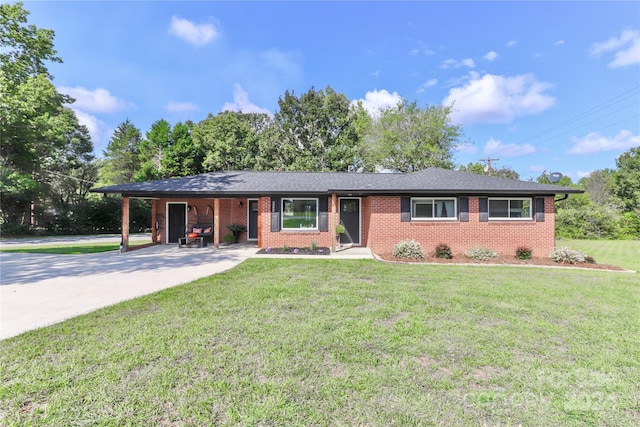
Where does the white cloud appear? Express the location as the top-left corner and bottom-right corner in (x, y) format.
(442, 73), (555, 124)
(567, 130), (640, 154)
(553, 40), (565, 46)
(483, 138), (536, 158)
(71, 108), (112, 148)
(58, 86), (127, 113)
(416, 78), (437, 93)
(353, 89), (403, 118)
(168, 15), (218, 46)
(220, 84), (270, 114)
(441, 58), (475, 69)
(590, 29), (640, 68)
(506, 40), (517, 47)
(165, 102), (199, 113)
(484, 51), (499, 61)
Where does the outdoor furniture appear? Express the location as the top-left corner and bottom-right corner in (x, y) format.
(179, 223), (213, 248)
(178, 235), (205, 248)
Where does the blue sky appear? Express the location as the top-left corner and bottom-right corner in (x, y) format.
(25, 1), (640, 181)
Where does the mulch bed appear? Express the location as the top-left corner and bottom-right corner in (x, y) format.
(257, 247), (331, 255)
(375, 252), (627, 271)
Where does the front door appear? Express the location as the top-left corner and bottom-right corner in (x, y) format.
(167, 203), (186, 243)
(248, 199), (258, 240)
(339, 198), (360, 245)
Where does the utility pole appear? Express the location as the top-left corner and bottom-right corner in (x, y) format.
(479, 157), (499, 176)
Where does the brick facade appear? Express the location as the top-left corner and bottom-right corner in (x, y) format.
(156, 194), (556, 257)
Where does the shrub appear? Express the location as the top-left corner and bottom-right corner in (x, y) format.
(392, 239), (425, 260)
(435, 243), (452, 259)
(550, 246), (590, 264)
(283, 244), (290, 252)
(516, 246), (532, 260)
(223, 234), (235, 244)
(310, 241), (318, 251)
(466, 247), (499, 261)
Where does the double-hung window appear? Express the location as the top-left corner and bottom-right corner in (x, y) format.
(282, 198), (318, 230)
(488, 198), (532, 220)
(411, 198), (457, 220)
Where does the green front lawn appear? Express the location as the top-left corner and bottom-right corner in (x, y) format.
(0, 240), (150, 255)
(1, 260), (639, 426)
(559, 238), (640, 271)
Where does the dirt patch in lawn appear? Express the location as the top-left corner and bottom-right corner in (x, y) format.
(375, 252), (627, 271)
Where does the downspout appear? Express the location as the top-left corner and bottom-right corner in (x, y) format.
(554, 194), (569, 203)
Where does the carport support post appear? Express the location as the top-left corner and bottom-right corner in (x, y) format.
(330, 193), (337, 253)
(214, 198), (220, 249)
(121, 196), (130, 252)
(151, 200), (157, 242)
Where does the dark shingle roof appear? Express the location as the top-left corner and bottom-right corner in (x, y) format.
(91, 168), (582, 197)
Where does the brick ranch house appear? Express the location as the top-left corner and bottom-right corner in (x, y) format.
(91, 168), (582, 256)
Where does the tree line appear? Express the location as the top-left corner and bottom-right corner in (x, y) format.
(1, 3), (637, 239)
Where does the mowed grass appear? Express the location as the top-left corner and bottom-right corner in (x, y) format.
(1, 259), (639, 426)
(559, 239), (640, 272)
(0, 240), (150, 254)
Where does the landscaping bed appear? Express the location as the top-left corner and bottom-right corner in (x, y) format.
(376, 252), (628, 271)
(256, 246), (331, 255)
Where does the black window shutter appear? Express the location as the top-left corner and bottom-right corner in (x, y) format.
(479, 198), (489, 222)
(318, 197), (328, 231)
(401, 197), (411, 222)
(459, 197), (469, 222)
(535, 197), (545, 222)
(270, 197), (280, 232)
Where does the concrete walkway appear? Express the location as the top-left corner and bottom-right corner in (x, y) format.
(0, 237), (373, 340)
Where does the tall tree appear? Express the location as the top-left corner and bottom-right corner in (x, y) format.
(192, 111), (268, 171)
(162, 121), (204, 177)
(99, 119), (142, 185)
(612, 146), (640, 213)
(363, 101), (463, 172)
(261, 86), (361, 171)
(135, 119), (172, 181)
(0, 2), (81, 231)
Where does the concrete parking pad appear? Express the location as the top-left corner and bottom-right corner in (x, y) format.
(0, 244), (257, 340)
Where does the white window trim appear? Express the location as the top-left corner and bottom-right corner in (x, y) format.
(488, 197), (533, 221)
(411, 197), (458, 221)
(281, 198), (319, 231)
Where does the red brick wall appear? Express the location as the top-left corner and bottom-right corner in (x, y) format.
(156, 198), (249, 244)
(157, 195), (556, 257)
(365, 196), (556, 257)
(259, 197), (335, 249)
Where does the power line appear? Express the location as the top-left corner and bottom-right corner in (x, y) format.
(484, 85), (640, 159)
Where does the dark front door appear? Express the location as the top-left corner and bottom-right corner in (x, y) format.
(168, 203), (186, 243)
(339, 198), (360, 245)
(248, 199), (258, 240)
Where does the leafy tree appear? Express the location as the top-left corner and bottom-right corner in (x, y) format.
(579, 169), (619, 209)
(363, 101), (463, 172)
(192, 111), (267, 171)
(261, 86), (361, 171)
(0, 2), (61, 84)
(99, 119), (142, 185)
(0, 2), (84, 232)
(612, 146), (640, 213)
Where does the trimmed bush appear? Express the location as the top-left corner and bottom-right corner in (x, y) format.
(392, 239), (425, 260)
(516, 246), (532, 260)
(550, 246), (591, 264)
(435, 243), (452, 259)
(466, 247), (499, 261)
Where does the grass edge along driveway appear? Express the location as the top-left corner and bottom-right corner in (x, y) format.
(1, 259), (639, 426)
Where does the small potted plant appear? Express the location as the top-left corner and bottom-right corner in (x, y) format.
(226, 224), (246, 243)
(336, 224), (346, 245)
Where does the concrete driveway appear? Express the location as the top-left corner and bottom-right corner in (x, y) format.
(0, 242), (258, 340)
